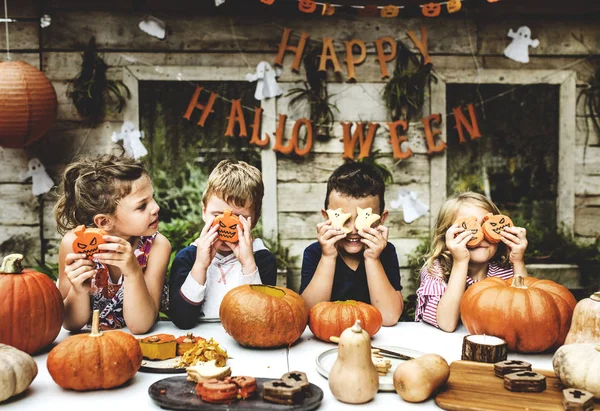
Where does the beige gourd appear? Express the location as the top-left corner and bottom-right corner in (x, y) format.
(565, 292), (600, 344)
(393, 353), (450, 402)
(0, 344), (38, 402)
(329, 320), (379, 404)
(553, 343), (600, 397)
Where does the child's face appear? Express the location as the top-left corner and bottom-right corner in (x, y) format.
(322, 190), (387, 256)
(110, 174), (160, 238)
(203, 195), (255, 254)
(454, 204), (498, 264)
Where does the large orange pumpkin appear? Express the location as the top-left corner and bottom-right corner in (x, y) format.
(309, 300), (382, 342)
(47, 310), (142, 390)
(0, 254), (64, 354)
(220, 285), (308, 348)
(460, 275), (576, 353)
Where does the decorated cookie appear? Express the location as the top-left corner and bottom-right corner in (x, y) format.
(481, 213), (513, 244)
(281, 371), (310, 395)
(354, 207), (380, 231)
(186, 360), (231, 383)
(454, 216), (484, 248)
(230, 376), (257, 399)
(326, 208), (352, 234)
(196, 378), (239, 404)
(72, 225), (106, 259)
(138, 334), (177, 360)
(263, 380), (304, 405)
(211, 209), (240, 243)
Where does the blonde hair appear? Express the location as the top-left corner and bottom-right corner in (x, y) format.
(201, 160), (264, 218)
(423, 192), (509, 280)
(54, 155), (148, 234)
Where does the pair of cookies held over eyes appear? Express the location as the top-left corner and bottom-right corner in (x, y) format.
(454, 213), (513, 248)
(326, 207), (381, 233)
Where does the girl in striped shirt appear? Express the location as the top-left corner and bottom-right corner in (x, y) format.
(415, 192), (529, 332)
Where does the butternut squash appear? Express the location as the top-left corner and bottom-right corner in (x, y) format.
(329, 320), (379, 404)
(393, 354), (450, 402)
(565, 292), (600, 345)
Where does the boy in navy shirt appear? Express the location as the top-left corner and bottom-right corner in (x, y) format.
(300, 162), (404, 325)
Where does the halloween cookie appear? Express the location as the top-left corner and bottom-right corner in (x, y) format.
(212, 209), (240, 243)
(263, 380), (304, 405)
(326, 208), (352, 234)
(354, 207), (380, 231)
(481, 213), (513, 244)
(230, 376), (257, 399)
(186, 360), (231, 383)
(176, 333), (205, 356)
(454, 216), (484, 248)
(138, 334), (177, 360)
(196, 378), (239, 404)
(281, 371), (310, 396)
(72, 225), (106, 259)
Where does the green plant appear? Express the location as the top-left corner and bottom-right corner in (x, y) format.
(400, 237), (430, 322)
(68, 37), (130, 124)
(33, 260), (59, 282)
(382, 42), (431, 122)
(355, 149), (394, 185)
(262, 236), (297, 272)
(286, 47), (339, 140)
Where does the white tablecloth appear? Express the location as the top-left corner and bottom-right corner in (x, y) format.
(3, 321), (554, 411)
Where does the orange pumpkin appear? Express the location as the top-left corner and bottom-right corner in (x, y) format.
(421, 2), (441, 17)
(47, 310), (142, 390)
(260, 0), (274, 4)
(446, 0), (462, 13)
(481, 213), (513, 244)
(212, 209), (240, 243)
(309, 301), (383, 342)
(298, 0), (316, 13)
(72, 225), (106, 259)
(460, 275), (577, 353)
(454, 215), (484, 248)
(0, 254), (64, 354)
(220, 285), (308, 348)
(380, 5), (399, 18)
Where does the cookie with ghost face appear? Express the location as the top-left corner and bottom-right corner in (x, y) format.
(354, 207), (380, 231)
(326, 208), (352, 234)
(72, 225), (107, 259)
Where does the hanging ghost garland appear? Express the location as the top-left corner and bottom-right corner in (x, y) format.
(245, 61), (283, 101)
(111, 121), (148, 159)
(504, 26), (539, 63)
(138, 16), (167, 40)
(19, 158), (54, 196)
(390, 189), (429, 223)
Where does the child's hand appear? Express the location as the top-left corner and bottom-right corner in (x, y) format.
(94, 235), (141, 277)
(317, 220), (346, 258)
(360, 225), (388, 260)
(501, 226), (528, 264)
(64, 253), (96, 294)
(193, 219), (221, 271)
(446, 224), (472, 263)
(224, 216), (256, 273)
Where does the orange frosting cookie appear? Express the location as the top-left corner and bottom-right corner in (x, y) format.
(72, 225), (106, 259)
(212, 209), (240, 243)
(230, 376), (257, 399)
(454, 216), (484, 248)
(354, 207), (380, 231)
(196, 378), (238, 404)
(482, 213), (513, 244)
(326, 208), (352, 234)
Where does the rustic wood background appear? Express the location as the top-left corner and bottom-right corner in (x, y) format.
(1, 0), (598, 294)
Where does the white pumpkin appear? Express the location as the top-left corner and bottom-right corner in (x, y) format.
(553, 343), (600, 397)
(0, 344), (38, 402)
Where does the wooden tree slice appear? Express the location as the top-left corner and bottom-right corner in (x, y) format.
(461, 335), (507, 363)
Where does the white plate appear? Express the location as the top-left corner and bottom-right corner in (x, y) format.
(315, 345), (424, 392)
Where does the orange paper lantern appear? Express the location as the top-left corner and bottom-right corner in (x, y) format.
(0, 61), (57, 148)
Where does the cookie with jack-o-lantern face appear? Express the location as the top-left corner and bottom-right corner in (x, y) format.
(454, 216), (484, 248)
(72, 225), (107, 259)
(212, 209), (241, 243)
(481, 213), (513, 244)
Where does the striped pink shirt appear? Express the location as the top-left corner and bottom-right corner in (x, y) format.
(414, 259), (513, 328)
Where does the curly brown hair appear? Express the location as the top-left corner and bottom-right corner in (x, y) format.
(324, 162), (386, 213)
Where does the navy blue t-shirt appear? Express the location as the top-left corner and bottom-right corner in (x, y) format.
(299, 242), (402, 303)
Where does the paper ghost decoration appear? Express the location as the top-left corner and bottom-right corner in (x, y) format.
(138, 16), (167, 40)
(504, 26), (539, 63)
(215, 0), (226, 5)
(245, 62), (283, 101)
(20, 158), (54, 196)
(390, 189), (429, 224)
(111, 121), (148, 159)
(40, 14), (51, 28)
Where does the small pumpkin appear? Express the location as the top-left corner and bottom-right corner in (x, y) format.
(176, 333), (205, 356)
(219, 284), (308, 348)
(380, 5), (399, 18)
(72, 225), (106, 259)
(421, 2), (441, 17)
(298, 0), (316, 13)
(565, 292), (600, 344)
(460, 275), (576, 353)
(47, 310), (142, 390)
(481, 213), (513, 244)
(211, 209), (240, 243)
(553, 343), (600, 397)
(309, 300), (382, 342)
(0, 254), (64, 354)
(0, 344), (38, 402)
(446, 0), (462, 13)
(454, 216), (483, 248)
(329, 320), (379, 404)
(393, 354), (450, 402)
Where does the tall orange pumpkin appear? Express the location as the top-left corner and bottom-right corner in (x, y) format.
(460, 275), (576, 353)
(220, 285), (308, 348)
(309, 300), (382, 342)
(0, 254), (64, 354)
(47, 310), (142, 390)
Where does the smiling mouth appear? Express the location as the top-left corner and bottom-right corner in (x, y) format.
(345, 238), (361, 244)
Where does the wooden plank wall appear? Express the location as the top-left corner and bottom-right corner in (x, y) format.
(0, 1), (598, 294)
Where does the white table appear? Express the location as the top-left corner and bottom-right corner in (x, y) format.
(3, 322), (554, 411)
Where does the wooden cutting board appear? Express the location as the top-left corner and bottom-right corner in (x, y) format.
(435, 361), (599, 411)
